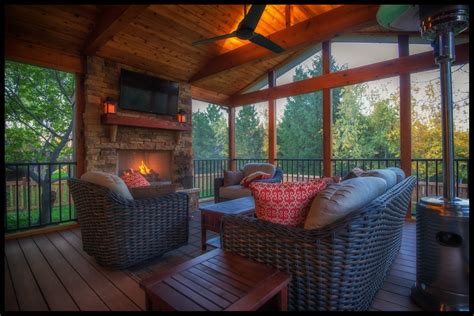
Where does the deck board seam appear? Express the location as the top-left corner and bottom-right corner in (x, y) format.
(45, 233), (112, 311)
(27, 236), (81, 311)
(15, 238), (51, 311)
(58, 230), (144, 311)
(4, 254), (21, 310)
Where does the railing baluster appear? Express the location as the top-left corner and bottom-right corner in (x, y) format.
(456, 159), (459, 197)
(27, 165), (31, 228)
(59, 163), (62, 223)
(435, 159), (439, 196)
(15, 165), (20, 230)
(68, 164), (72, 220)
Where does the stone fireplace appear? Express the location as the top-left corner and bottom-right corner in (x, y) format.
(82, 56), (193, 188)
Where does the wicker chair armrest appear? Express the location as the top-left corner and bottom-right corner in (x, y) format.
(109, 191), (189, 211)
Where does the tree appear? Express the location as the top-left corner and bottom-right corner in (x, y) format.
(5, 60), (75, 224)
(205, 104), (228, 158)
(332, 84), (369, 159)
(277, 54), (346, 163)
(192, 110), (218, 159)
(235, 105), (265, 158)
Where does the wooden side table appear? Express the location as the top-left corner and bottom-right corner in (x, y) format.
(140, 249), (291, 311)
(199, 197), (255, 250)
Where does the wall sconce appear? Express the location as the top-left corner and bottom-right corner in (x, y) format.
(103, 97), (117, 114)
(176, 109), (187, 123)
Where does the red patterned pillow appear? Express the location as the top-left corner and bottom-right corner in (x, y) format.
(121, 171), (150, 188)
(249, 180), (327, 227)
(240, 171), (272, 187)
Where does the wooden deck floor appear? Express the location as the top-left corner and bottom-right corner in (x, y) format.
(4, 209), (421, 311)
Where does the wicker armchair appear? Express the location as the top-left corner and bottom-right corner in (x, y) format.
(221, 176), (416, 311)
(68, 178), (189, 269)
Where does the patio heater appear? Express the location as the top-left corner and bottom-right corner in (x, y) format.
(377, 5), (469, 311)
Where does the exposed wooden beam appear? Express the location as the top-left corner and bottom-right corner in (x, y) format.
(227, 42), (469, 106)
(285, 5), (292, 28)
(228, 107), (236, 171)
(75, 72), (86, 177)
(191, 85), (230, 106)
(398, 35), (412, 219)
(5, 36), (83, 73)
(268, 70), (277, 164)
(190, 5), (379, 83)
(85, 5), (149, 55)
(322, 41), (332, 177)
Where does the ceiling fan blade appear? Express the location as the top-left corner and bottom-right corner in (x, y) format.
(193, 32), (237, 45)
(250, 33), (285, 53)
(238, 5), (266, 31)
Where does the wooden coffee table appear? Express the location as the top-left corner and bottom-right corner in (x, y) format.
(199, 196), (255, 250)
(140, 248), (291, 311)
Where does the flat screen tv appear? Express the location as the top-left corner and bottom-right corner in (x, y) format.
(119, 69), (179, 116)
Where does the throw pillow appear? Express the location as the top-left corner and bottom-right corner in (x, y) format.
(387, 167), (406, 183)
(223, 170), (245, 187)
(304, 176), (387, 230)
(321, 176), (342, 185)
(121, 171), (151, 188)
(360, 168), (397, 189)
(343, 167), (365, 180)
(250, 180), (327, 227)
(81, 171), (134, 200)
(240, 171), (272, 187)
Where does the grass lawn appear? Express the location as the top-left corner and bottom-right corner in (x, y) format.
(6, 205), (76, 232)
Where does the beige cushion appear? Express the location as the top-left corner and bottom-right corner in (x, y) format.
(224, 170), (245, 187)
(360, 169), (397, 189)
(242, 163), (275, 178)
(219, 185), (252, 200)
(81, 171), (133, 200)
(304, 176), (387, 230)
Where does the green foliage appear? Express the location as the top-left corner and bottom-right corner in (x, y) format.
(277, 54), (346, 160)
(5, 60), (75, 163)
(235, 105), (265, 158)
(192, 104), (228, 159)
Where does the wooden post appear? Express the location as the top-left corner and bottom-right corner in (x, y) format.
(285, 5), (292, 28)
(322, 41), (332, 177)
(228, 107), (236, 171)
(75, 72), (86, 178)
(398, 35), (412, 219)
(268, 70), (277, 165)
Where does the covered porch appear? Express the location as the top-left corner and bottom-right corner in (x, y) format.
(4, 4), (470, 312)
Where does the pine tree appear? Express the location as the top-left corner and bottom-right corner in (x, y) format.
(235, 105), (265, 158)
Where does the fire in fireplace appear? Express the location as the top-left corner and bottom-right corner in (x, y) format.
(117, 150), (172, 184)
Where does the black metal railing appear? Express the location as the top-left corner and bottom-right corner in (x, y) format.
(192, 158), (469, 202)
(5, 162), (77, 233)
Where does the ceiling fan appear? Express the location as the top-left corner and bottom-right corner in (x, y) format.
(192, 5), (285, 53)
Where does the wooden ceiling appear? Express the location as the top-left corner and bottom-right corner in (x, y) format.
(5, 4), (393, 98)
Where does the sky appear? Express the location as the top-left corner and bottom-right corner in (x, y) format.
(193, 42), (469, 131)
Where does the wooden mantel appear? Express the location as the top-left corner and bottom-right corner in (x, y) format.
(101, 114), (191, 131)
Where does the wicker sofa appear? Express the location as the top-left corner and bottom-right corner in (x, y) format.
(220, 175), (416, 311)
(68, 178), (189, 269)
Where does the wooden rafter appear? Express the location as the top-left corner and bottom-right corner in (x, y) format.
(226, 42), (470, 106)
(85, 5), (149, 55)
(190, 5), (379, 83)
(191, 85), (230, 106)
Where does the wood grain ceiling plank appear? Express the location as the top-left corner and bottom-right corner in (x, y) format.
(5, 6), (93, 39)
(103, 38), (199, 75)
(96, 46), (190, 82)
(190, 5), (379, 83)
(132, 11), (218, 57)
(111, 31), (205, 69)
